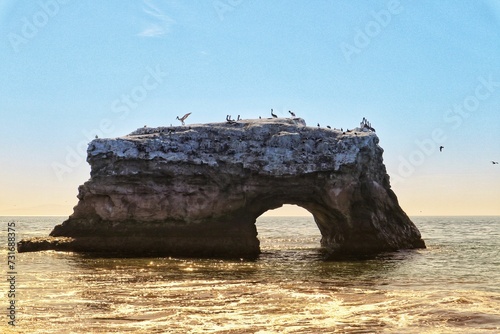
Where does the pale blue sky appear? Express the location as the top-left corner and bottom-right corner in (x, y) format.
(1, 0), (499, 215)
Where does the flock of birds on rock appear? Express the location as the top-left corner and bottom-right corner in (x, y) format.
(222, 108), (361, 134)
(171, 110), (498, 165)
(360, 117), (376, 132)
(175, 109), (354, 132)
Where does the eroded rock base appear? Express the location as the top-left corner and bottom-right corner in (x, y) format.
(17, 236), (260, 259)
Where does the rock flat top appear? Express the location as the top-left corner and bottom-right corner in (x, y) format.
(89, 118), (376, 176)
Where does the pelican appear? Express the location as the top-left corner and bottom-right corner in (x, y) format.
(176, 112), (192, 125)
(271, 109), (277, 118)
(288, 110), (295, 117)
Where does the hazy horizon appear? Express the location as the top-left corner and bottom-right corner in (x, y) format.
(1, 204), (499, 218)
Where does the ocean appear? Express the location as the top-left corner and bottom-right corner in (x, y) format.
(1, 216), (499, 333)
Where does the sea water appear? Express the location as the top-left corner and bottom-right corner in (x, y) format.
(0, 216), (499, 333)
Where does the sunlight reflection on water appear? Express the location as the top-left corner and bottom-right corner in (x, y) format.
(1, 216), (499, 333)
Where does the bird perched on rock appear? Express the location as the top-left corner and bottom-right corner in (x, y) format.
(326, 125), (331, 129)
(176, 112), (191, 125)
(317, 123), (320, 128)
(288, 110), (295, 117)
(271, 109), (277, 118)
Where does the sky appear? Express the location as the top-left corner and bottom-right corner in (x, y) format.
(0, 0), (499, 217)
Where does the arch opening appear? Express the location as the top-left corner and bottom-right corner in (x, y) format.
(255, 204), (326, 259)
(246, 191), (352, 260)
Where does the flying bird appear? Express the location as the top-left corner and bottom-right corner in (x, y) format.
(176, 112), (191, 125)
(271, 109), (277, 118)
(288, 110), (295, 117)
(439, 146), (444, 152)
(492, 161), (499, 164)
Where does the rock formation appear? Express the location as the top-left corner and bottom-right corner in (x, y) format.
(18, 118), (425, 259)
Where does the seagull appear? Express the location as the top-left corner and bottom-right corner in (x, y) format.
(492, 161), (499, 164)
(176, 112), (192, 125)
(439, 146), (444, 152)
(288, 110), (295, 117)
(271, 109), (277, 118)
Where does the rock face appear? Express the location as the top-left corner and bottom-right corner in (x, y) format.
(18, 118), (425, 259)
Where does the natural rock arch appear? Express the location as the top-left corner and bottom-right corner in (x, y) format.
(18, 118), (425, 259)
